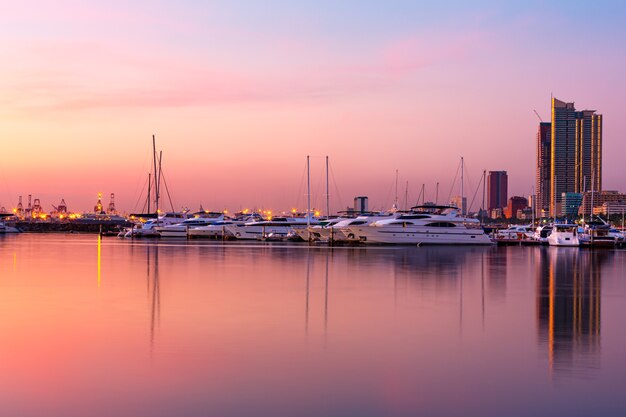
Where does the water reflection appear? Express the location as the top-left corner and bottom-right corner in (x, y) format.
(537, 248), (606, 379)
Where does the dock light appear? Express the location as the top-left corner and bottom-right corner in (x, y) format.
(223, 210), (228, 214)
(314, 211), (320, 217)
(12, 208), (17, 213)
(292, 208), (297, 213)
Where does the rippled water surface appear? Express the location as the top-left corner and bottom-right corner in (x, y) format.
(1, 234), (626, 417)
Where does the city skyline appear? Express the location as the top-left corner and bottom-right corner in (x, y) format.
(1, 1), (625, 213)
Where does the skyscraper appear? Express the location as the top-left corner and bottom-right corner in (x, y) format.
(546, 97), (602, 217)
(487, 171), (508, 212)
(536, 122), (551, 216)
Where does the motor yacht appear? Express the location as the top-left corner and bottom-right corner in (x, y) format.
(579, 220), (616, 248)
(493, 225), (536, 243)
(534, 224), (553, 244)
(122, 212), (188, 238)
(155, 213), (225, 238)
(547, 223), (580, 247)
(343, 206), (492, 245)
(224, 215), (317, 240)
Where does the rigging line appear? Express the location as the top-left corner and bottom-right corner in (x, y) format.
(329, 163), (344, 213)
(133, 175), (149, 213)
(159, 168), (175, 212)
(463, 160), (475, 197)
(447, 160), (462, 203)
(383, 171), (396, 210)
(468, 172), (483, 213)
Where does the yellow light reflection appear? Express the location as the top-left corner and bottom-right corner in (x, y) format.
(97, 235), (102, 287)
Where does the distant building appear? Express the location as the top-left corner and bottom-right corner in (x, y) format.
(450, 196), (467, 215)
(354, 196), (368, 213)
(490, 208), (503, 219)
(487, 171), (508, 212)
(504, 196), (528, 219)
(549, 97), (603, 217)
(579, 191), (626, 217)
(536, 122), (551, 217)
(561, 192), (583, 218)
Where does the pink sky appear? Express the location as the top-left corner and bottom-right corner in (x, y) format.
(1, 1), (624, 213)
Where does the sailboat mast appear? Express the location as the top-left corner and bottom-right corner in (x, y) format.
(436, 182), (439, 205)
(395, 169), (399, 209)
(152, 135), (159, 214)
(307, 155), (311, 228)
(461, 157), (464, 215)
(404, 181), (408, 211)
(147, 173), (151, 213)
(481, 170), (486, 225)
(325, 156), (330, 219)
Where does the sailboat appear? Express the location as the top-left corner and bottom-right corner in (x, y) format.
(122, 136), (186, 238)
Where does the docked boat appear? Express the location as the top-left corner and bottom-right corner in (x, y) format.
(0, 221), (21, 234)
(342, 205), (492, 245)
(155, 213), (225, 238)
(534, 224), (553, 244)
(493, 225), (536, 243)
(547, 223), (580, 247)
(224, 215), (317, 240)
(188, 214), (263, 239)
(122, 212), (188, 238)
(579, 221), (616, 248)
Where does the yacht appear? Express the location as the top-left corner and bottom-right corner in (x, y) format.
(0, 221), (21, 234)
(342, 206), (492, 245)
(547, 223), (580, 247)
(493, 225), (536, 242)
(122, 212), (188, 238)
(579, 221), (616, 248)
(534, 224), (553, 244)
(188, 214), (263, 239)
(224, 216), (317, 240)
(155, 213), (225, 238)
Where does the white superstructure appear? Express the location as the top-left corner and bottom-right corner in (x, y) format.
(225, 216), (316, 240)
(155, 213), (225, 238)
(547, 224), (580, 247)
(342, 206), (492, 245)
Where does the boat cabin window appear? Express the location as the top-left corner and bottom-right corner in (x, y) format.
(425, 222), (456, 228)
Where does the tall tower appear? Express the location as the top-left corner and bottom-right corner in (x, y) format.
(536, 122), (551, 217)
(550, 98), (577, 217)
(487, 171), (508, 212)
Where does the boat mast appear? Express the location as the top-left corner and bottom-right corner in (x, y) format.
(461, 157), (464, 215)
(436, 182), (439, 205)
(481, 170), (486, 225)
(307, 155), (311, 228)
(325, 156), (330, 220)
(421, 184), (425, 205)
(590, 171), (595, 222)
(531, 185), (535, 227)
(394, 169), (399, 210)
(404, 181), (408, 211)
(152, 135), (159, 215)
(147, 173), (151, 213)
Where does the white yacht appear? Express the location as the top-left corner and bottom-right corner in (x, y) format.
(188, 214), (262, 239)
(155, 213), (225, 238)
(534, 224), (553, 244)
(493, 225), (536, 242)
(224, 216), (317, 240)
(0, 221), (21, 234)
(579, 221), (616, 248)
(123, 212), (188, 238)
(342, 206), (492, 245)
(547, 224), (580, 247)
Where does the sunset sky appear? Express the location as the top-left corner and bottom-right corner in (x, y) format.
(1, 0), (624, 214)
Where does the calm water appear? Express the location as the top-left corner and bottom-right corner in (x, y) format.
(1, 234), (626, 417)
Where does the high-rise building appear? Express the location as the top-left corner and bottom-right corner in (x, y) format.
(503, 196), (528, 219)
(550, 98), (577, 217)
(535, 122), (551, 216)
(547, 97), (602, 217)
(487, 171), (508, 212)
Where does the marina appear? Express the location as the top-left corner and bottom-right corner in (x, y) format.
(1, 234), (626, 417)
